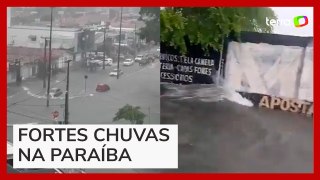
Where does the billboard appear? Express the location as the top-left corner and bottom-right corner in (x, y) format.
(160, 32), (313, 115)
(224, 32), (313, 115)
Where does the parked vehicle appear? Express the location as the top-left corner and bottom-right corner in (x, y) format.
(109, 69), (124, 76)
(105, 58), (113, 66)
(134, 55), (143, 62)
(123, 59), (134, 66)
(91, 57), (113, 66)
(50, 88), (63, 98)
(96, 83), (110, 92)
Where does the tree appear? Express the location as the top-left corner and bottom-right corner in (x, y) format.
(113, 104), (146, 124)
(138, 8), (160, 43)
(161, 7), (277, 54)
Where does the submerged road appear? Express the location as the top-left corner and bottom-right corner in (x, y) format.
(159, 84), (313, 173)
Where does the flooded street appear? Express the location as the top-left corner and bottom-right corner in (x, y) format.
(160, 83), (313, 172)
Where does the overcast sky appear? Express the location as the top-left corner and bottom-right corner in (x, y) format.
(271, 7), (313, 37)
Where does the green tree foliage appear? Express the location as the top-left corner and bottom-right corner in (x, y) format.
(138, 8), (160, 43)
(161, 7), (277, 54)
(113, 104), (146, 124)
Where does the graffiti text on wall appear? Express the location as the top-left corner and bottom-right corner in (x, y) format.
(160, 53), (215, 84)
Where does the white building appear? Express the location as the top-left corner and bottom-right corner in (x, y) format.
(7, 25), (82, 52)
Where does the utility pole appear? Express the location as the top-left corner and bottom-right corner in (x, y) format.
(15, 59), (22, 85)
(117, 7), (123, 79)
(64, 60), (72, 124)
(84, 75), (88, 93)
(82, 32), (89, 69)
(134, 23), (137, 58)
(148, 106), (151, 124)
(41, 37), (49, 88)
(103, 27), (106, 70)
(46, 7), (53, 107)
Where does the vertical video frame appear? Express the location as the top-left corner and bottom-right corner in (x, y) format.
(7, 7), (160, 173)
(160, 7), (313, 173)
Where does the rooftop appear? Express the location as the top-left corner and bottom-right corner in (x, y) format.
(7, 47), (65, 63)
(9, 25), (82, 32)
(8, 26), (78, 49)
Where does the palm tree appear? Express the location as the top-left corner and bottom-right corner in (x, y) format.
(113, 104), (146, 124)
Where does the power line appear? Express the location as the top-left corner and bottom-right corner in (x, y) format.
(46, 7), (54, 107)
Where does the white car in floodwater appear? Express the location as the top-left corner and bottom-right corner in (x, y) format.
(109, 69), (124, 76)
(91, 58), (113, 66)
(134, 55), (143, 62)
(123, 59), (134, 66)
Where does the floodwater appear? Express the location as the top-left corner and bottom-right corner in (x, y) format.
(161, 83), (253, 107)
(160, 83), (313, 172)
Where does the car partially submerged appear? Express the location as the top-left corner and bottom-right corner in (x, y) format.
(134, 55), (143, 62)
(123, 59), (134, 66)
(50, 88), (63, 98)
(109, 69), (124, 76)
(91, 58), (113, 66)
(139, 56), (154, 66)
(96, 83), (110, 92)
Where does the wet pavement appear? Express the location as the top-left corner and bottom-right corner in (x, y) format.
(7, 59), (160, 174)
(7, 78), (313, 173)
(7, 61), (160, 125)
(160, 84), (313, 172)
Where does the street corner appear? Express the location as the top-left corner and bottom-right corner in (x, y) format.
(22, 86), (48, 99)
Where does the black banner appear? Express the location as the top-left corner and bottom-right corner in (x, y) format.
(160, 36), (226, 84)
